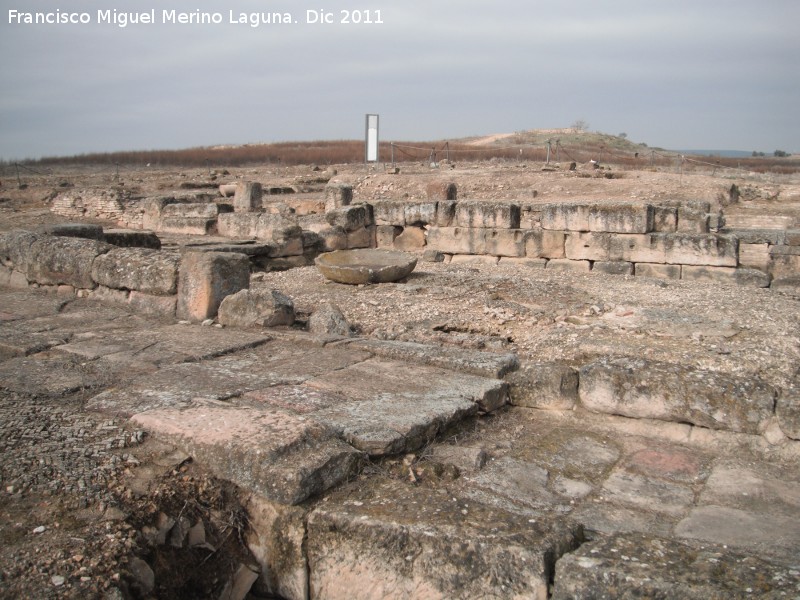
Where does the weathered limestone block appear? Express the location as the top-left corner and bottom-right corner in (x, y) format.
(89, 285), (130, 306)
(425, 181), (457, 201)
(0, 230), (40, 273)
(484, 229), (528, 257)
(307, 480), (582, 600)
(234, 182), (263, 212)
(393, 226), (426, 250)
(652, 205), (678, 232)
(103, 229), (161, 249)
(159, 217), (216, 236)
(608, 233), (667, 263)
(770, 251), (800, 279)
(141, 196), (173, 231)
(786, 230), (800, 246)
(404, 202), (437, 226)
(578, 357), (776, 434)
(519, 203), (543, 230)
(372, 200), (406, 226)
(677, 200), (711, 233)
(634, 263), (681, 279)
(565, 232), (611, 261)
(128, 291), (177, 318)
(657, 233), (738, 267)
(245, 495), (308, 600)
(499, 257), (547, 269)
(592, 261), (633, 275)
(508, 363), (579, 410)
(311, 225), (348, 252)
(255, 214), (303, 245)
(434, 201), (456, 227)
(375, 225), (402, 248)
(427, 227), (486, 255)
(177, 251), (250, 321)
(552, 533), (800, 600)
(588, 203), (653, 233)
(218, 288), (295, 328)
(455, 201), (520, 229)
(450, 255), (498, 265)
(39, 223), (105, 240)
(326, 205), (373, 232)
(324, 183), (353, 212)
(130, 404), (362, 505)
(91, 247), (179, 295)
(525, 229), (566, 259)
(681, 265), (770, 287)
(541, 203), (590, 231)
(738, 242), (771, 271)
(219, 183), (237, 197)
(161, 202), (219, 219)
(346, 226), (376, 249)
(27, 236), (112, 289)
(546, 259), (591, 272)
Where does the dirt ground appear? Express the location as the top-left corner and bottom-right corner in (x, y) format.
(1, 157), (799, 599)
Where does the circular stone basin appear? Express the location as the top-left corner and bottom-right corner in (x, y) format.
(315, 249), (418, 285)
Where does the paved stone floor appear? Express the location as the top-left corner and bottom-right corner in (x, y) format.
(1, 283), (799, 599)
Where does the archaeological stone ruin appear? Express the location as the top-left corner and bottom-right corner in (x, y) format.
(1, 169), (799, 599)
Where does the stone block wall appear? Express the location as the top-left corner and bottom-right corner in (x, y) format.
(0, 229), (249, 321)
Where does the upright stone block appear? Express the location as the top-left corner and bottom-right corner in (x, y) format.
(177, 251), (250, 321)
(217, 213), (260, 238)
(375, 225), (402, 248)
(425, 181), (457, 201)
(324, 183), (353, 212)
(541, 203), (590, 231)
(234, 182), (263, 212)
(91, 247), (180, 295)
(587, 203), (653, 234)
(326, 205), (373, 233)
(404, 202), (437, 226)
(455, 201), (520, 229)
(652, 205), (678, 232)
(608, 233), (667, 263)
(738, 243), (771, 271)
(677, 200), (711, 233)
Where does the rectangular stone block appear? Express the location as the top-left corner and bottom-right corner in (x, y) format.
(508, 363), (578, 410)
(434, 201), (456, 227)
(677, 200), (711, 233)
(161, 202), (219, 219)
(128, 291), (177, 318)
(485, 229), (528, 257)
(0, 230), (40, 273)
(27, 236), (112, 289)
(393, 226), (426, 251)
(234, 182), (263, 212)
(519, 203), (542, 230)
(427, 227), (486, 255)
(404, 202), (437, 226)
(450, 254), (499, 266)
(565, 232), (611, 261)
(217, 213), (259, 238)
(103, 229), (161, 250)
(326, 205), (373, 232)
(682, 265), (770, 287)
(375, 225), (401, 248)
(546, 259), (591, 272)
(346, 226), (375, 249)
(541, 203), (590, 231)
(455, 201), (520, 229)
(324, 183), (353, 211)
(738, 243), (771, 271)
(579, 357), (776, 434)
(525, 229), (566, 259)
(592, 261), (633, 275)
(770, 253), (800, 279)
(652, 205), (678, 232)
(372, 201), (406, 226)
(177, 251), (250, 321)
(498, 257), (547, 269)
(658, 233), (738, 267)
(587, 203), (653, 234)
(608, 233), (667, 263)
(786, 230), (800, 246)
(91, 247), (180, 295)
(634, 263), (681, 279)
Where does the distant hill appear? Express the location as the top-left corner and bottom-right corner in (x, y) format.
(675, 150), (756, 158)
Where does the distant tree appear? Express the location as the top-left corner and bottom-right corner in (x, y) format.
(618, 132), (628, 139)
(752, 151), (765, 157)
(774, 150), (788, 157)
(571, 119), (589, 132)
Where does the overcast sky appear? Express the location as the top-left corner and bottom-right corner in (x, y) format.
(1, 0), (798, 160)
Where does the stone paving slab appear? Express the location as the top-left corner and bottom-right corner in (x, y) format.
(347, 338), (519, 378)
(306, 479), (583, 600)
(552, 532), (800, 599)
(0, 354), (111, 396)
(130, 403), (362, 505)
